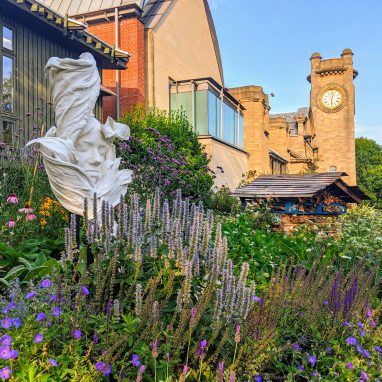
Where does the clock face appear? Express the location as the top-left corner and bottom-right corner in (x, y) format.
(321, 89), (342, 110)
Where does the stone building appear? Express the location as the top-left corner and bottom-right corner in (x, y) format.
(34, 0), (358, 190)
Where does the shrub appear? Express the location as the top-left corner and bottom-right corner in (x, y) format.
(118, 107), (214, 205)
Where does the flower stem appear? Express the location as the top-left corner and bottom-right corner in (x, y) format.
(154, 358), (157, 382)
(185, 330), (191, 366)
(198, 360), (203, 382)
(232, 342), (238, 366)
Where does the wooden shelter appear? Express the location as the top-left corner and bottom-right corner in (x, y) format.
(232, 173), (367, 231)
(0, 0), (130, 148)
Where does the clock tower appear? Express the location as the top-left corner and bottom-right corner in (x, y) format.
(309, 49), (358, 185)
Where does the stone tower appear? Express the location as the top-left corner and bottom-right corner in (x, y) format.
(308, 49), (358, 185)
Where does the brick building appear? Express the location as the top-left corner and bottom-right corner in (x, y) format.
(37, 0), (358, 190)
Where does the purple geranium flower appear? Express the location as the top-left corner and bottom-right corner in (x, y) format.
(361, 370), (369, 380)
(49, 358), (58, 366)
(298, 364), (305, 372)
(358, 322), (364, 329)
(9, 349), (18, 359)
(36, 312), (46, 322)
(26, 291), (36, 299)
(81, 286), (90, 296)
(374, 345), (382, 353)
(1, 335), (12, 346)
(52, 306), (61, 317)
(346, 336), (357, 346)
(308, 355), (317, 366)
(132, 354), (140, 367)
(0, 345), (12, 359)
(39, 279), (51, 288)
(72, 329), (81, 339)
(1, 317), (12, 329)
(356, 344), (363, 354)
(254, 376), (263, 382)
(292, 343), (301, 351)
(0, 366), (11, 379)
(103, 364), (112, 376)
(346, 362), (354, 369)
(363, 349), (370, 358)
(34, 333), (44, 343)
(12, 318), (22, 328)
(95, 361), (105, 372)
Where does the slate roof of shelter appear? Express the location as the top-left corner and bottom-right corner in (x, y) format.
(232, 172), (364, 203)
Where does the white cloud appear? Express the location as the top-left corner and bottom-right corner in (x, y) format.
(208, 0), (227, 11)
(355, 123), (382, 144)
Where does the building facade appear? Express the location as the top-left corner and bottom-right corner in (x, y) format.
(36, 0), (358, 190)
(0, 0), (128, 148)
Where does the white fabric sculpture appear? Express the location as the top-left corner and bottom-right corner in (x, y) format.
(27, 52), (132, 219)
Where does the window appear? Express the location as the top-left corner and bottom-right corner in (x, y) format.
(1, 24), (15, 145)
(2, 56), (13, 113)
(3, 26), (13, 51)
(0, 119), (13, 145)
(1, 25), (14, 114)
(290, 122), (298, 136)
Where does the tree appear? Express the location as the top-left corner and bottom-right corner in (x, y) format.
(355, 137), (382, 208)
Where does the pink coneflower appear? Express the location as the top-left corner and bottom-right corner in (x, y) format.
(218, 361), (224, 382)
(235, 324), (241, 344)
(26, 213), (36, 221)
(19, 204), (33, 214)
(7, 219), (15, 228)
(6, 194), (18, 204)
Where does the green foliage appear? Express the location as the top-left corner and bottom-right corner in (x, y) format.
(118, 107), (214, 204)
(337, 204), (382, 274)
(0, 238), (63, 285)
(209, 186), (241, 215)
(356, 137), (382, 207)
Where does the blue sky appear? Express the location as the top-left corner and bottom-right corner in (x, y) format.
(208, 0), (382, 144)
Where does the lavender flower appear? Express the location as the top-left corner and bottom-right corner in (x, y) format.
(363, 349), (370, 358)
(361, 370), (369, 380)
(218, 361), (224, 381)
(34, 333), (44, 343)
(356, 344), (363, 354)
(346, 362), (354, 369)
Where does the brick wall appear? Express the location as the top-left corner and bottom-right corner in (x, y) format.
(88, 17), (146, 120)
